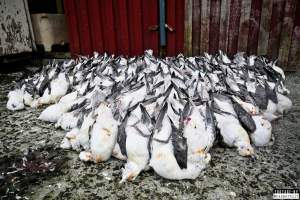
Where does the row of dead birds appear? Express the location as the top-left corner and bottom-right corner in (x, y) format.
(7, 50), (292, 181)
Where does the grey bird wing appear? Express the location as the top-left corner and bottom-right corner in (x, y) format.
(232, 99), (256, 133)
(170, 117), (188, 169)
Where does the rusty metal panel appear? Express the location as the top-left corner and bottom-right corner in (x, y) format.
(237, 0), (251, 53)
(247, 0), (262, 55)
(288, 1), (300, 71)
(200, 0), (210, 55)
(191, 0), (201, 55)
(219, 0), (230, 52)
(227, 0), (241, 56)
(209, 0), (221, 54)
(184, 0), (193, 56)
(185, 0), (300, 71)
(278, 0), (297, 70)
(0, 0), (33, 56)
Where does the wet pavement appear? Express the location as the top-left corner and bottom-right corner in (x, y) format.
(0, 69), (299, 199)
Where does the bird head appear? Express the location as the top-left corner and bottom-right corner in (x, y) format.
(237, 143), (254, 157)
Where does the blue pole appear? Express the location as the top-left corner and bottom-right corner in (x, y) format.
(159, 0), (166, 47)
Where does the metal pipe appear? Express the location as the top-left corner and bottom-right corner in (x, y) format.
(159, 0), (166, 47)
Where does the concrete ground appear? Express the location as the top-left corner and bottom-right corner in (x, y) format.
(0, 68), (299, 200)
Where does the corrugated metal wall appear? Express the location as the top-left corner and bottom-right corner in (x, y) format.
(63, 0), (299, 70)
(184, 0), (300, 71)
(63, 0), (184, 57)
(64, 0), (159, 56)
(166, 0), (185, 56)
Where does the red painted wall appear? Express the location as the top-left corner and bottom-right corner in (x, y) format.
(64, 0), (159, 56)
(64, 0), (185, 57)
(64, 0), (298, 70)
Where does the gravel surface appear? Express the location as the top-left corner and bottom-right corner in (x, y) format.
(0, 69), (299, 200)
